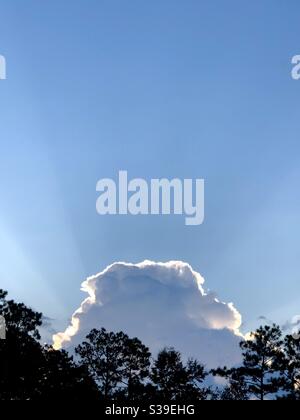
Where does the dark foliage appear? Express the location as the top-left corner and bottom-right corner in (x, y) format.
(0, 289), (99, 400)
(212, 325), (285, 400)
(75, 328), (151, 401)
(151, 348), (209, 401)
(1, 289), (300, 400)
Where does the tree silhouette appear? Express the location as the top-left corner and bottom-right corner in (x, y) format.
(0, 289), (97, 400)
(3, 287), (300, 401)
(0, 289), (44, 399)
(119, 337), (151, 401)
(213, 325), (283, 400)
(213, 367), (249, 400)
(0, 289), (42, 339)
(275, 333), (300, 400)
(75, 328), (151, 400)
(36, 346), (100, 400)
(151, 348), (208, 401)
(76, 328), (126, 399)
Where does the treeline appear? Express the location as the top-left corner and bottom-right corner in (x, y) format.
(0, 289), (300, 401)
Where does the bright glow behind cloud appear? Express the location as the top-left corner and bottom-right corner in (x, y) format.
(53, 260), (243, 367)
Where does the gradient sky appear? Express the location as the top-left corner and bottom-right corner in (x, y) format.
(0, 0), (300, 335)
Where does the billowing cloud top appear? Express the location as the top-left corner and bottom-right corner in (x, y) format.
(53, 261), (243, 367)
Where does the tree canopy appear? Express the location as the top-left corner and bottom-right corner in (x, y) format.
(1, 288), (300, 400)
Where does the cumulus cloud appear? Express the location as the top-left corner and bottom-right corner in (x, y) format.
(53, 261), (243, 367)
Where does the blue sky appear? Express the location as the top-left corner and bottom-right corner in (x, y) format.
(0, 0), (300, 334)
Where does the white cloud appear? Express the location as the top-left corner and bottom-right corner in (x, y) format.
(53, 261), (243, 368)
